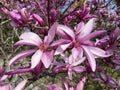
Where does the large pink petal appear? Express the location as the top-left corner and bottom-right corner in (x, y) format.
(82, 45), (96, 72)
(72, 47), (83, 60)
(9, 50), (36, 65)
(89, 46), (112, 57)
(47, 22), (58, 44)
(41, 50), (54, 68)
(55, 43), (72, 55)
(31, 50), (43, 68)
(57, 25), (75, 39)
(80, 30), (106, 41)
(76, 22), (85, 35)
(20, 31), (42, 45)
(15, 40), (40, 47)
(14, 79), (27, 90)
(78, 18), (96, 39)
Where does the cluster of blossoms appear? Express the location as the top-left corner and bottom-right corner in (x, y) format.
(0, 0), (120, 90)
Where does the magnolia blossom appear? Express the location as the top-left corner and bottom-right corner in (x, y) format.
(93, 73), (118, 88)
(75, 5), (97, 21)
(9, 22), (58, 74)
(63, 77), (86, 90)
(55, 18), (111, 71)
(47, 77), (86, 90)
(95, 27), (120, 53)
(54, 53), (85, 80)
(8, 7), (31, 27)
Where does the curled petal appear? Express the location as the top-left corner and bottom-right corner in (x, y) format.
(9, 50), (36, 65)
(31, 50), (43, 68)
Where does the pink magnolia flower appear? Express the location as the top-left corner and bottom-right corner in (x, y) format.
(93, 73), (118, 88)
(53, 53), (85, 80)
(63, 77), (86, 90)
(9, 22), (58, 72)
(55, 18), (111, 72)
(74, 5), (97, 21)
(8, 7), (31, 27)
(47, 77), (86, 90)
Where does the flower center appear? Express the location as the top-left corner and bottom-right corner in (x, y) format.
(74, 41), (80, 48)
(39, 44), (48, 52)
